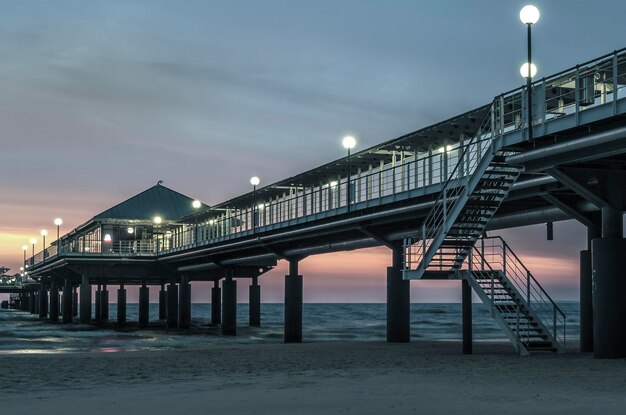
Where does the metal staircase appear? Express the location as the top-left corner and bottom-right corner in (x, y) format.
(403, 99), (522, 279)
(463, 237), (566, 355)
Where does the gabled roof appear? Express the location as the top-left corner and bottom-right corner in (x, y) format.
(92, 183), (205, 222)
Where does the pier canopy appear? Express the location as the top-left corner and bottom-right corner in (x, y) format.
(27, 183), (207, 266)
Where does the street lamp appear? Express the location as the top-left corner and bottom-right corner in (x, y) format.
(520, 4), (540, 140)
(192, 200), (202, 209)
(250, 177), (260, 233)
(54, 218), (63, 253)
(22, 245), (28, 265)
(30, 238), (36, 260)
(342, 136), (357, 211)
(40, 230), (48, 259)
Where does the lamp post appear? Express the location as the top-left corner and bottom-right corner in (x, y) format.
(342, 136), (356, 211)
(40, 230), (48, 260)
(54, 218), (63, 254)
(520, 5), (540, 141)
(250, 176), (260, 233)
(192, 200), (201, 243)
(30, 238), (36, 261)
(22, 245), (28, 266)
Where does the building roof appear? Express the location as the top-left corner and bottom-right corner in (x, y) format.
(92, 182), (206, 222)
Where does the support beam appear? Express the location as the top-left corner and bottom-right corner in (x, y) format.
(548, 168), (612, 209)
(139, 282), (149, 328)
(179, 275), (191, 329)
(30, 292), (36, 314)
(158, 284), (167, 321)
(222, 272), (237, 336)
(592, 237), (626, 358)
(462, 279), (472, 354)
(117, 284), (127, 327)
(62, 278), (73, 323)
(580, 249), (593, 352)
(541, 193), (595, 228)
(167, 281), (178, 329)
(49, 279), (59, 323)
(284, 259), (303, 343)
(38, 286), (48, 319)
(387, 245), (410, 342)
(249, 276), (261, 327)
(211, 280), (221, 325)
(79, 275), (91, 324)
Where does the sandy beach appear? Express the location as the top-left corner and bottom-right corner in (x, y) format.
(1, 341), (625, 414)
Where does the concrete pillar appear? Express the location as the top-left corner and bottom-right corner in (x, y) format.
(592, 237), (626, 358)
(222, 272), (237, 336)
(158, 284), (167, 320)
(95, 284), (102, 321)
(387, 245), (410, 342)
(167, 281), (178, 329)
(79, 275), (91, 324)
(39, 286), (48, 319)
(139, 282), (150, 328)
(62, 278), (73, 323)
(249, 276), (261, 327)
(462, 279), (472, 354)
(49, 279), (59, 322)
(73, 287), (78, 317)
(101, 284), (109, 321)
(211, 280), (221, 325)
(284, 259), (302, 343)
(35, 292), (40, 314)
(117, 284), (127, 327)
(580, 249), (593, 352)
(30, 292), (36, 314)
(179, 275), (191, 329)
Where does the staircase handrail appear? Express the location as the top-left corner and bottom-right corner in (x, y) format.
(405, 98), (500, 272)
(474, 236), (566, 348)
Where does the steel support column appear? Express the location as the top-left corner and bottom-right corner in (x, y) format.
(117, 284), (127, 327)
(49, 279), (59, 322)
(211, 280), (222, 325)
(139, 282), (149, 328)
(62, 278), (73, 323)
(179, 275), (191, 329)
(387, 245), (410, 342)
(284, 259), (303, 343)
(158, 284), (167, 320)
(38, 285), (48, 319)
(79, 276), (91, 324)
(222, 272), (237, 336)
(167, 281), (178, 329)
(462, 279), (472, 354)
(101, 284), (109, 321)
(249, 276), (261, 327)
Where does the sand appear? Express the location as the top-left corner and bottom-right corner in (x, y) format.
(1, 341), (625, 414)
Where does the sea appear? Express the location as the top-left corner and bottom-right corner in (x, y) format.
(0, 303), (580, 354)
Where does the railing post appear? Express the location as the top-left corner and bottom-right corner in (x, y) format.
(526, 271), (531, 309)
(480, 238), (485, 270)
(575, 65), (580, 125)
(613, 52), (619, 114)
(553, 307), (557, 341)
(516, 304), (520, 347)
(502, 243), (507, 276)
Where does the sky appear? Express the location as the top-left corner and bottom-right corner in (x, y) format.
(1, 0), (625, 303)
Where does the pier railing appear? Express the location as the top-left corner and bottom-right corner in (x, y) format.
(470, 236), (566, 349)
(25, 48), (626, 268)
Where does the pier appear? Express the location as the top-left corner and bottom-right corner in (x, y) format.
(12, 47), (626, 358)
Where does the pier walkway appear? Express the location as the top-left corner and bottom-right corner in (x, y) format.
(21, 48), (626, 357)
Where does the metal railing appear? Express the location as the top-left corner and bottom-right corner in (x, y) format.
(470, 236), (566, 349)
(403, 99), (499, 273)
(25, 48), (626, 268)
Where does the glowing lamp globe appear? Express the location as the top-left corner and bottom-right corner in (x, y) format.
(153, 216), (162, 224)
(250, 176), (260, 186)
(520, 62), (538, 79)
(520, 5), (540, 25)
(40, 229), (48, 237)
(342, 136), (356, 150)
(54, 218), (63, 226)
(192, 200), (202, 209)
